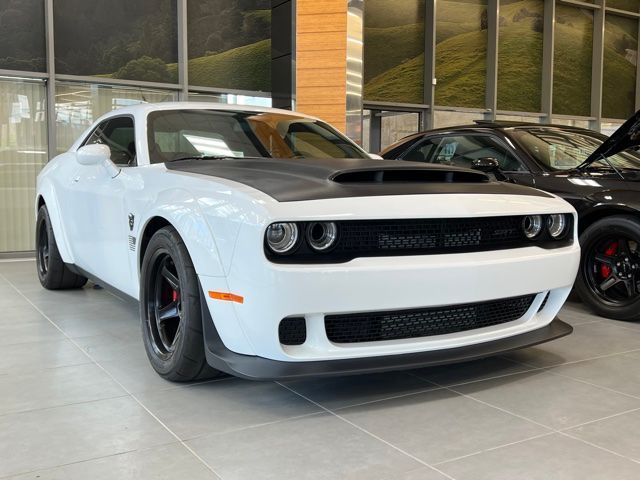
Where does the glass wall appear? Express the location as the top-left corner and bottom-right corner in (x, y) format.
(187, 0), (271, 92)
(363, 0), (425, 104)
(435, 0), (488, 108)
(55, 83), (178, 153)
(608, 1), (639, 12)
(0, 78), (47, 252)
(553, 5), (593, 117)
(380, 112), (421, 149)
(0, 0), (46, 72)
(54, 0), (178, 82)
(603, 14), (637, 120)
(363, 0), (639, 148)
(434, 110), (486, 129)
(497, 0), (544, 112)
(188, 92), (272, 107)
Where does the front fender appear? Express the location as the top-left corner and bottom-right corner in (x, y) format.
(586, 190), (640, 212)
(138, 188), (241, 279)
(36, 176), (75, 264)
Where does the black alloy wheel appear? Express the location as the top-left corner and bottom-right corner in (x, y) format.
(584, 236), (640, 306)
(576, 216), (640, 321)
(37, 217), (50, 278)
(35, 205), (87, 290)
(146, 251), (183, 358)
(139, 225), (222, 381)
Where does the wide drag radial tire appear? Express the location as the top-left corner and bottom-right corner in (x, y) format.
(140, 226), (222, 381)
(575, 215), (640, 321)
(36, 205), (87, 290)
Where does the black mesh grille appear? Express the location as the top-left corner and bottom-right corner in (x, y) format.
(279, 317), (307, 345)
(266, 215), (573, 264)
(336, 217), (525, 254)
(325, 295), (537, 344)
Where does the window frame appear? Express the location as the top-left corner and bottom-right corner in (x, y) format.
(81, 114), (137, 167)
(400, 132), (533, 174)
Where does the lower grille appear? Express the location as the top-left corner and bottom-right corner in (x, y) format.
(325, 294), (536, 344)
(279, 317), (307, 345)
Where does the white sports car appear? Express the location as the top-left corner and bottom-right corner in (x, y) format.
(35, 103), (579, 381)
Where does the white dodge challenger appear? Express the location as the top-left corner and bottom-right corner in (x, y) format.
(35, 103), (579, 381)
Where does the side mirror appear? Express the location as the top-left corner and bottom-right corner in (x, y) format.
(471, 157), (500, 173)
(76, 144), (111, 166)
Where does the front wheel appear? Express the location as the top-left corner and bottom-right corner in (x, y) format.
(139, 226), (222, 381)
(35, 205), (87, 290)
(575, 216), (640, 321)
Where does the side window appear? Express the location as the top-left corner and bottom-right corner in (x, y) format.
(429, 135), (527, 172)
(85, 116), (136, 166)
(400, 137), (439, 163)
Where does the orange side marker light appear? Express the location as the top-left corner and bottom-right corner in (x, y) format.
(208, 291), (244, 304)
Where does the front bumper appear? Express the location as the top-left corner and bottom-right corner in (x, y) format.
(200, 286), (572, 379)
(200, 242), (579, 361)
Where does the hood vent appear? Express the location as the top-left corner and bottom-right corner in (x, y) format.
(331, 168), (489, 184)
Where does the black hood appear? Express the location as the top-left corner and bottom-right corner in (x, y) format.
(165, 157), (552, 202)
(581, 109), (640, 167)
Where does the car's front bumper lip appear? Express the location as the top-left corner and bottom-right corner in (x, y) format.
(200, 285), (572, 380)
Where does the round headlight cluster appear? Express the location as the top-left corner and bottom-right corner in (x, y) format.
(547, 214), (568, 238)
(266, 222), (299, 254)
(265, 221), (339, 255)
(307, 222), (338, 251)
(522, 214), (569, 239)
(522, 215), (543, 239)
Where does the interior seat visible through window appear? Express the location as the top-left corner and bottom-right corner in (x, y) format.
(84, 116), (136, 166)
(402, 134), (527, 172)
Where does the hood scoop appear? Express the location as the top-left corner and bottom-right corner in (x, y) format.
(331, 168), (489, 184)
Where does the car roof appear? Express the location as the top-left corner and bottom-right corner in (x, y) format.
(399, 121), (596, 140)
(70, 102), (325, 153)
(98, 101), (321, 121)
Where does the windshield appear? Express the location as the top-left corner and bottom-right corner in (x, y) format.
(146, 109), (369, 163)
(511, 127), (640, 171)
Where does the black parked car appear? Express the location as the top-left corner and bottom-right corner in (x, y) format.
(381, 111), (640, 321)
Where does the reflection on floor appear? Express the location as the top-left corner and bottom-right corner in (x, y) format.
(2, 259), (640, 479)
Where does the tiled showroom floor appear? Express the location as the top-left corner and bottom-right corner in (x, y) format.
(4, 259), (640, 479)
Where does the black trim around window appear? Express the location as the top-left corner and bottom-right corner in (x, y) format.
(81, 114), (137, 167)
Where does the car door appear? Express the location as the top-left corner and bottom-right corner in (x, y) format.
(400, 134), (537, 187)
(67, 115), (137, 288)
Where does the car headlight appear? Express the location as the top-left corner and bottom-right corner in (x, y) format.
(522, 215), (543, 239)
(307, 222), (338, 251)
(266, 222), (299, 254)
(547, 214), (568, 238)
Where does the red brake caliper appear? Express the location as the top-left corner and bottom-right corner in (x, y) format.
(600, 242), (618, 278)
(171, 290), (179, 302)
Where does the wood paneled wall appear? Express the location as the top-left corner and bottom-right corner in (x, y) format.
(295, 0), (347, 132)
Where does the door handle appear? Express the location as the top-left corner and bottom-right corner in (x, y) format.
(73, 176), (80, 183)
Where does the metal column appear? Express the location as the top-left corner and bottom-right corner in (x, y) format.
(44, 0), (56, 157)
(177, 0), (189, 101)
(541, 0), (556, 123)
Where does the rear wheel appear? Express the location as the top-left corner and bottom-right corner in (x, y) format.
(35, 205), (87, 290)
(575, 216), (640, 321)
(140, 226), (222, 381)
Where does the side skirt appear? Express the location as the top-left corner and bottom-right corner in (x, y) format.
(65, 263), (138, 305)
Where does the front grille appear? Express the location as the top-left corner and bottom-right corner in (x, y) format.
(337, 217), (525, 254)
(266, 215), (573, 264)
(325, 294), (536, 344)
(279, 317), (307, 345)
